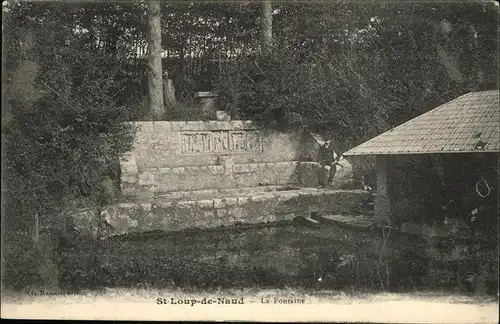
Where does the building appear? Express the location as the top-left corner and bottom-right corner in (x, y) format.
(344, 90), (499, 232)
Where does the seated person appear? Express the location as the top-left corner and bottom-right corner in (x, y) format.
(317, 140), (342, 188)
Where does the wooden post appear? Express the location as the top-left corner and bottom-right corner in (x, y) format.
(375, 155), (392, 225)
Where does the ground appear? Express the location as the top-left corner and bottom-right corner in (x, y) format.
(2, 288), (498, 322)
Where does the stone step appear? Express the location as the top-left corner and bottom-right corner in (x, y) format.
(293, 216), (321, 228)
(151, 185), (303, 201)
(314, 214), (386, 232)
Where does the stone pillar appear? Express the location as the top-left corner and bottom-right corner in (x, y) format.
(194, 91), (218, 119)
(374, 155), (392, 225)
(163, 77), (178, 118)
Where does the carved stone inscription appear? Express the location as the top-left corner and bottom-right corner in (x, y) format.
(180, 130), (262, 154)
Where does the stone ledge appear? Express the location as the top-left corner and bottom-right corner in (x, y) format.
(251, 193), (276, 202)
(198, 199), (214, 209)
(214, 197), (239, 208)
(130, 120), (258, 132)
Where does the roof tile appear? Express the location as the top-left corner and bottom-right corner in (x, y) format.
(344, 90), (499, 155)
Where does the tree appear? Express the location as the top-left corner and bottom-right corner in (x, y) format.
(260, 0), (273, 51)
(217, 1), (498, 146)
(146, 1), (165, 119)
(2, 1), (135, 289)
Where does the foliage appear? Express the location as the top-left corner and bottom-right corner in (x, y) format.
(2, 1), (136, 289)
(3, 0), (136, 221)
(7, 1), (495, 133)
(160, 1), (260, 96)
(217, 1), (498, 146)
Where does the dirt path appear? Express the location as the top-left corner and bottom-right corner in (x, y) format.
(2, 289), (498, 322)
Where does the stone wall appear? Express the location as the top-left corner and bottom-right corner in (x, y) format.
(125, 162), (300, 197)
(74, 189), (372, 236)
(88, 120), (368, 235)
(129, 121), (302, 168)
(121, 121), (318, 198)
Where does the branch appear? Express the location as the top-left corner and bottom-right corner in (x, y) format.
(254, 59), (266, 76)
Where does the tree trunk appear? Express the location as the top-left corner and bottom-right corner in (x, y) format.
(147, 1), (165, 119)
(261, 0), (273, 51)
(33, 212), (39, 249)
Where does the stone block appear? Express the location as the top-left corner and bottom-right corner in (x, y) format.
(237, 196), (249, 206)
(208, 165), (218, 175)
(216, 121), (232, 130)
(249, 164), (259, 172)
(117, 202), (139, 210)
(135, 122), (153, 132)
(213, 198), (225, 209)
(171, 122), (183, 131)
(202, 210), (215, 219)
(121, 185), (138, 197)
(219, 215), (233, 227)
(212, 217), (224, 227)
(172, 167), (185, 175)
(231, 120), (244, 129)
(155, 201), (173, 208)
(214, 197), (237, 209)
(176, 200), (196, 208)
(198, 199), (214, 209)
(140, 203), (152, 212)
(152, 121), (172, 133)
(121, 174), (138, 184)
(185, 121), (204, 131)
(158, 168), (172, 175)
(190, 189), (218, 198)
(160, 191), (184, 199)
(277, 192), (300, 202)
(194, 217), (214, 228)
(251, 193), (275, 202)
(205, 121), (220, 130)
(228, 207), (246, 221)
(225, 197), (238, 207)
(266, 214), (278, 222)
(138, 171), (154, 186)
(216, 209), (228, 218)
(120, 154), (138, 167)
(129, 219), (139, 228)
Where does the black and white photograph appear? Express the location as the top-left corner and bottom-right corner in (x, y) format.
(1, 0), (499, 322)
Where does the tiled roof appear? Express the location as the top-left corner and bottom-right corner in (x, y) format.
(344, 90), (499, 156)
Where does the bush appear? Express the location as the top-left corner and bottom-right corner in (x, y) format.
(2, 233), (59, 292)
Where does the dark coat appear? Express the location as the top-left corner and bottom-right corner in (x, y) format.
(317, 143), (337, 165)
